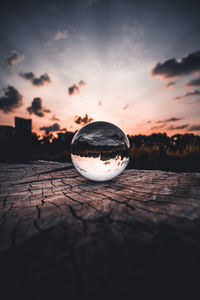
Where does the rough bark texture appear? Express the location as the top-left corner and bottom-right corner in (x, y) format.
(0, 161), (200, 299)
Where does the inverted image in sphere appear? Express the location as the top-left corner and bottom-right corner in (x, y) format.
(71, 121), (130, 181)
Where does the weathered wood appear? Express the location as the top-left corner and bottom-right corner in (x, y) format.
(0, 161), (200, 299)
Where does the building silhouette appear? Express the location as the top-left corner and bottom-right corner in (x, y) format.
(15, 117), (32, 132)
(57, 132), (74, 143)
(0, 125), (15, 138)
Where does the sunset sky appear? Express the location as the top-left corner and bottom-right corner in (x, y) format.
(0, 0), (200, 136)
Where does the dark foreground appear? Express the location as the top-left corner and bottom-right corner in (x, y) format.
(0, 161), (200, 299)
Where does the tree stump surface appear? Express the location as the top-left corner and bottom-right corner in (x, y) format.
(0, 161), (200, 299)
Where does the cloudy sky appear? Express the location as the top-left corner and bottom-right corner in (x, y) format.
(0, 0), (200, 136)
(72, 121), (130, 147)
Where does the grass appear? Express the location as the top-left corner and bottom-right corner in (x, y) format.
(128, 145), (200, 172)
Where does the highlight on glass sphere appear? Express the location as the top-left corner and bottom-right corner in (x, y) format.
(71, 121), (130, 181)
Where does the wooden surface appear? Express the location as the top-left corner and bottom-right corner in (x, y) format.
(0, 161), (200, 299)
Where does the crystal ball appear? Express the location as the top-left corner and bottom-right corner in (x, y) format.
(71, 121), (130, 181)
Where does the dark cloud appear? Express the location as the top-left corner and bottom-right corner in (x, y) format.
(123, 104), (129, 110)
(74, 114), (93, 125)
(50, 115), (60, 121)
(151, 124), (165, 131)
(0, 86), (23, 113)
(68, 80), (86, 95)
(27, 97), (51, 117)
(40, 123), (66, 134)
(185, 77), (200, 87)
(19, 72), (51, 86)
(166, 81), (176, 87)
(5, 50), (24, 67)
(151, 50), (200, 79)
(174, 90), (200, 100)
(156, 117), (183, 123)
(187, 124), (200, 131)
(167, 124), (189, 130)
(78, 80), (86, 87)
(68, 84), (79, 95)
(151, 117), (184, 130)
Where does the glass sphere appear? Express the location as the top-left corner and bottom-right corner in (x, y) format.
(71, 121), (130, 181)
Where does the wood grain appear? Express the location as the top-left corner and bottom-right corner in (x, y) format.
(0, 161), (200, 299)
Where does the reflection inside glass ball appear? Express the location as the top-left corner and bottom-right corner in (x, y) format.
(71, 121), (130, 181)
